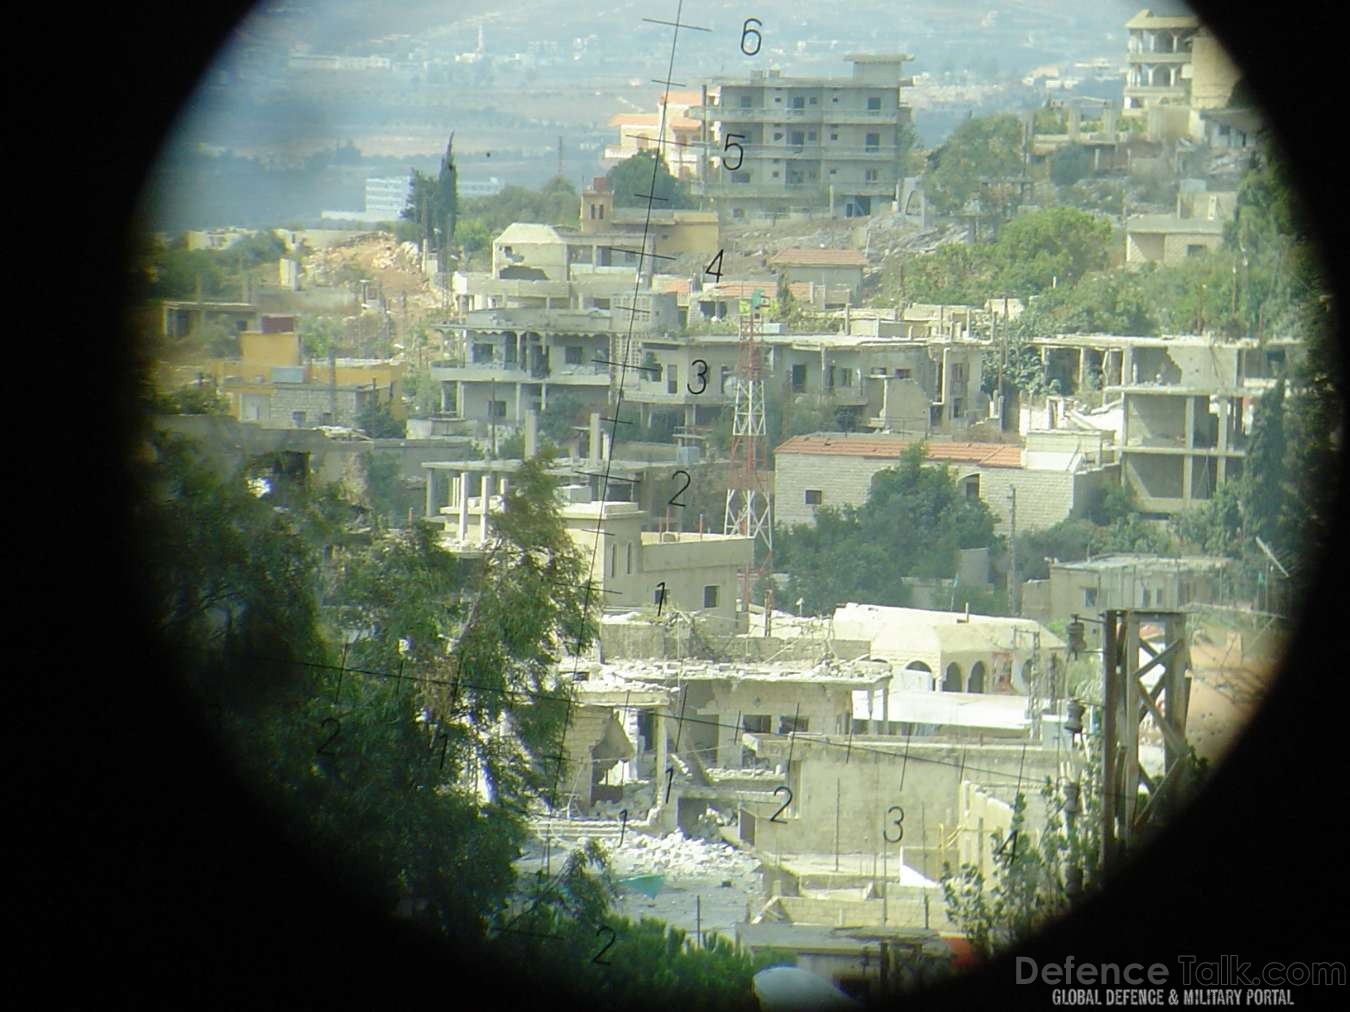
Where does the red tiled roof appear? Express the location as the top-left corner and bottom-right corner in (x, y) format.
(653, 275), (692, 296)
(770, 247), (866, 268)
(775, 434), (1023, 469)
(705, 280), (775, 299)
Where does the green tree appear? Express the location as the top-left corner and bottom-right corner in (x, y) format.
(1240, 377), (1286, 550)
(942, 766), (1102, 959)
(143, 431), (604, 941)
(925, 113), (1025, 219)
(1172, 480), (1244, 558)
(1049, 144), (1093, 187)
(1013, 270), (1158, 339)
(775, 443), (1000, 614)
(606, 151), (696, 210)
(356, 398), (406, 439)
(991, 207), (1112, 295)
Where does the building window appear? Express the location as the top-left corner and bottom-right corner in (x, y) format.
(489, 400), (507, 418)
(790, 363), (807, 391)
(805, 489), (823, 505)
(743, 714), (771, 734)
(839, 368), (852, 386)
(1084, 588), (1098, 607)
(964, 476), (980, 499)
(626, 543), (633, 574)
(739, 94), (752, 108)
(609, 543), (617, 577)
(809, 96), (818, 105)
(830, 131), (839, 141)
(1142, 588), (1152, 607)
(867, 96), (882, 111)
(895, 368), (911, 379)
(703, 585), (719, 608)
(320, 412), (333, 426)
(291, 411), (306, 427)
(865, 168), (879, 182)
(779, 714), (808, 734)
(865, 132), (880, 152)
(565, 345), (584, 365)
(772, 170), (780, 178)
(472, 343), (494, 363)
(773, 131), (784, 141)
(666, 363), (678, 394)
(807, 131), (816, 141)
(1186, 244), (1205, 257)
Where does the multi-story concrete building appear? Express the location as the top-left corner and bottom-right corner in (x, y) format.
(1123, 9), (1199, 117)
(1107, 336), (1301, 515)
(429, 297), (682, 432)
(693, 55), (914, 220)
(601, 90), (708, 180)
(1122, 10), (1243, 141)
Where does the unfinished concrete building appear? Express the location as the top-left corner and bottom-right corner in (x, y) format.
(1107, 336), (1302, 515)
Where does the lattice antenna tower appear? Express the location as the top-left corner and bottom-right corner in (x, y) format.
(723, 292), (773, 609)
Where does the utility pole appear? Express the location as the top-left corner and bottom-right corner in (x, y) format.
(1007, 487), (1018, 616)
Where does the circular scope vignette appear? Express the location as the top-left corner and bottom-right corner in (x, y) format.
(122, 2), (1345, 1009)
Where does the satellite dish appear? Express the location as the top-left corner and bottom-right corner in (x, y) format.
(752, 966), (862, 1011)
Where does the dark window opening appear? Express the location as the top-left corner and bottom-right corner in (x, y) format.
(805, 489), (823, 505)
(779, 715), (809, 734)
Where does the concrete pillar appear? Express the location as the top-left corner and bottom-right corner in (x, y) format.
(1078, 347), (1088, 391)
(457, 381), (465, 417)
(514, 383), (523, 425)
(480, 472), (492, 544)
(525, 409), (539, 458)
(425, 469), (436, 518)
(653, 709), (668, 807)
(499, 475), (509, 507)
(1067, 105), (1081, 140)
(589, 412), (602, 464)
(457, 471), (469, 542)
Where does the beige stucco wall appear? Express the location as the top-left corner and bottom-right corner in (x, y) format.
(743, 737), (1061, 859)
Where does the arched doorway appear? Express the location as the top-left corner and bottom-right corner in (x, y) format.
(942, 663), (962, 692)
(905, 661), (933, 689)
(968, 661), (987, 693)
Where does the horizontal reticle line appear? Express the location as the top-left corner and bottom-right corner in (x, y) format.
(640, 17), (711, 31)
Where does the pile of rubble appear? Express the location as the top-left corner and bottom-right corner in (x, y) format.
(610, 828), (761, 885)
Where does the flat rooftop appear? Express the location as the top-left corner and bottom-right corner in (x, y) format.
(775, 434), (1022, 468)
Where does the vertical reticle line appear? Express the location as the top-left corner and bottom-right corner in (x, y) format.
(550, 2), (700, 811)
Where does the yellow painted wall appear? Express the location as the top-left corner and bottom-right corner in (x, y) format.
(239, 331), (302, 367)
